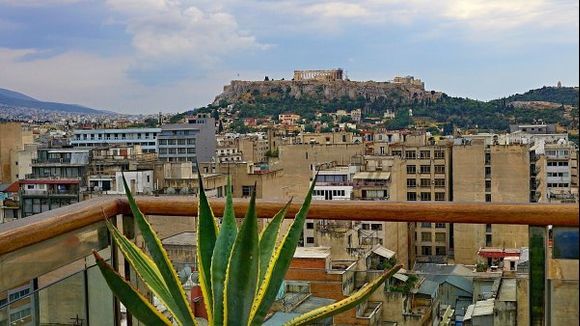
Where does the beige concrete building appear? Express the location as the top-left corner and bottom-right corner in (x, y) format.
(386, 138), (453, 265)
(453, 139), (530, 265)
(0, 123), (34, 183)
(199, 161), (285, 200)
(276, 142), (364, 199)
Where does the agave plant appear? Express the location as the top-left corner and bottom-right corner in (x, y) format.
(93, 174), (401, 325)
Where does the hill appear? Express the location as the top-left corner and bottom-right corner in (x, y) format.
(196, 81), (578, 132)
(0, 88), (116, 115)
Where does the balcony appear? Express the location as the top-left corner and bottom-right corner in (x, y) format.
(0, 198), (577, 325)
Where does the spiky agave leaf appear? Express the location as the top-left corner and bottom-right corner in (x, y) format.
(258, 198), (292, 284)
(284, 265), (403, 326)
(93, 251), (172, 325)
(224, 184), (260, 325)
(210, 177), (238, 325)
(249, 176), (317, 325)
(121, 175), (195, 325)
(104, 220), (187, 323)
(196, 169), (219, 324)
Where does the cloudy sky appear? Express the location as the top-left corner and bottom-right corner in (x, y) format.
(0, 0), (578, 114)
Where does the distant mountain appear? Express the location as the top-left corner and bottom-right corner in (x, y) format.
(0, 88), (116, 115)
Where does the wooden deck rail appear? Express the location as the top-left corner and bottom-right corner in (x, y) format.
(0, 196), (578, 256)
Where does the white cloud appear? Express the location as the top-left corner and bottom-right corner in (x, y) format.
(251, 0), (578, 42)
(106, 0), (267, 65)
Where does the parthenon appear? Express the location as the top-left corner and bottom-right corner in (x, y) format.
(293, 69), (343, 81)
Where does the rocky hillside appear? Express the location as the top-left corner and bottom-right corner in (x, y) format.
(213, 80), (441, 110)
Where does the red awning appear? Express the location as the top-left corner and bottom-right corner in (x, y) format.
(477, 248), (520, 258)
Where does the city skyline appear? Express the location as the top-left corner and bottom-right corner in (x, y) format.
(0, 0), (578, 114)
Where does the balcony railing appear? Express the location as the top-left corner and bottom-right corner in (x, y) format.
(0, 197), (577, 325)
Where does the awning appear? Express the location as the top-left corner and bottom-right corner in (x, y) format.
(393, 268), (409, 282)
(353, 172), (391, 180)
(372, 245), (395, 259)
(477, 248), (520, 258)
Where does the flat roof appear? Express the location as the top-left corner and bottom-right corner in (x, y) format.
(162, 232), (196, 246)
(354, 172), (391, 180)
(74, 128), (161, 134)
(20, 179), (79, 185)
(293, 247), (331, 259)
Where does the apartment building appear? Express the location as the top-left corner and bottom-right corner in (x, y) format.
(157, 115), (216, 163)
(71, 128), (160, 153)
(0, 122), (34, 183)
(19, 179), (80, 217)
(30, 148), (90, 187)
(277, 142), (365, 198)
(452, 138), (530, 265)
(387, 137), (453, 265)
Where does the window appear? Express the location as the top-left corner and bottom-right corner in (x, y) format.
(434, 179), (445, 188)
(168, 139), (176, 145)
(420, 179), (431, 187)
(434, 150), (445, 159)
(434, 165), (445, 174)
(421, 222), (432, 228)
(177, 139), (186, 145)
(435, 192), (446, 201)
(486, 224), (492, 233)
(435, 246), (446, 255)
(306, 237), (315, 244)
(407, 179), (417, 188)
(187, 138), (196, 145)
(420, 165), (431, 174)
(407, 192), (417, 201)
(420, 192), (431, 201)
(306, 222), (314, 229)
(421, 232), (432, 242)
(362, 223), (370, 230)
(485, 180), (491, 192)
(485, 194), (492, 202)
(435, 232), (446, 242)
(371, 224), (383, 231)
(420, 150), (431, 159)
(146, 175), (150, 183)
(485, 153), (491, 164)
(242, 185), (254, 197)
(391, 150), (402, 157)
(168, 148), (177, 154)
(435, 223), (446, 228)
(421, 246), (432, 256)
(485, 166), (491, 178)
(407, 165), (417, 174)
(405, 150), (416, 159)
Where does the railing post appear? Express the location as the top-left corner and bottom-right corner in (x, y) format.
(529, 226), (547, 326)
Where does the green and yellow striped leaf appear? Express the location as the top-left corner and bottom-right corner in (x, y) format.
(104, 220), (187, 324)
(195, 169), (219, 324)
(224, 184), (259, 326)
(258, 198), (292, 284)
(284, 265), (403, 326)
(249, 176), (317, 325)
(121, 175), (195, 325)
(210, 177), (238, 325)
(93, 250), (172, 325)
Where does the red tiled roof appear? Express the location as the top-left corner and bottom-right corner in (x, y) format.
(3, 181), (20, 193)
